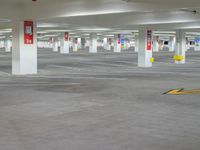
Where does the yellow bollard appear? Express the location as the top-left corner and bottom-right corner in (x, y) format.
(150, 57), (155, 63)
(173, 55), (184, 61)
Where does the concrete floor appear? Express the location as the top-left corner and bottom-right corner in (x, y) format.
(0, 49), (200, 150)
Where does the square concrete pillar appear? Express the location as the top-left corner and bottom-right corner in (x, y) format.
(175, 30), (186, 64)
(103, 38), (109, 50)
(114, 34), (121, 53)
(89, 33), (97, 53)
(153, 36), (159, 52)
(60, 32), (70, 54)
(138, 29), (153, 68)
(12, 20), (37, 75)
(169, 36), (176, 52)
(53, 37), (59, 52)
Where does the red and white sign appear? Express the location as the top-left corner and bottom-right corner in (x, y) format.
(108, 38), (112, 45)
(75, 38), (78, 44)
(118, 34), (121, 44)
(147, 30), (152, 51)
(49, 37), (53, 43)
(64, 32), (69, 41)
(24, 21), (34, 44)
(156, 36), (159, 42)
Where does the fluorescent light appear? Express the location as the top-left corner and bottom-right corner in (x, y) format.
(0, 19), (10, 23)
(44, 35), (58, 37)
(37, 31), (48, 34)
(186, 32), (200, 35)
(153, 31), (176, 34)
(105, 35), (114, 37)
(0, 29), (12, 34)
(61, 10), (130, 17)
(69, 33), (77, 35)
(0, 36), (6, 39)
(76, 27), (110, 31)
(39, 30), (72, 33)
(37, 23), (61, 28)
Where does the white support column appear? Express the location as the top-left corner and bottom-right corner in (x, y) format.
(194, 37), (200, 51)
(175, 30), (186, 64)
(169, 36), (176, 52)
(114, 34), (121, 53)
(134, 34), (139, 52)
(89, 33), (97, 53)
(159, 40), (164, 51)
(49, 37), (53, 49)
(73, 38), (78, 52)
(186, 37), (190, 52)
(124, 39), (129, 50)
(153, 36), (159, 52)
(53, 37), (59, 52)
(77, 38), (82, 50)
(60, 32), (69, 54)
(138, 29), (153, 68)
(107, 38), (112, 51)
(82, 38), (86, 49)
(103, 38), (108, 50)
(12, 20), (37, 75)
(5, 37), (12, 52)
(0, 41), (3, 48)
(85, 39), (90, 49)
(126, 40), (131, 50)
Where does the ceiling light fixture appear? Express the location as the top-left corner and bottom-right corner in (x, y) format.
(122, 0), (130, 2)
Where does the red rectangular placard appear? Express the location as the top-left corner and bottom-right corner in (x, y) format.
(24, 21), (34, 44)
(75, 38), (78, 44)
(109, 38), (112, 45)
(64, 32), (69, 41)
(147, 30), (152, 50)
(118, 34), (121, 44)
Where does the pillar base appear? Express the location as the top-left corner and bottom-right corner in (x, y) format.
(175, 61), (185, 64)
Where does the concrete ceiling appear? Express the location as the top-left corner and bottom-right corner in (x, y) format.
(1, 0), (200, 36)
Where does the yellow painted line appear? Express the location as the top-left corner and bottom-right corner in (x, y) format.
(164, 88), (200, 95)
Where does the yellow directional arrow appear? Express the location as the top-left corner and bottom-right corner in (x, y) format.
(164, 88), (200, 95)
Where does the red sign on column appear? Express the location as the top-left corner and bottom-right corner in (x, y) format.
(109, 38), (112, 45)
(49, 37), (53, 43)
(118, 34), (121, 44)
(24, 21), (34, 44)
(64, 32), (69, 41)
(75, 38), (78, 44)
(156, 36), (159, 42)
(147, 30), (152, 51)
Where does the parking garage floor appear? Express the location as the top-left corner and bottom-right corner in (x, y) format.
(0, 49), (200, 150)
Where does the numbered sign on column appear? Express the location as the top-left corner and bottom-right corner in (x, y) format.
(118, 34), (121, 44)
(109, 38), (112, 45)
(147, 30), (152, 50)
(64, 32), (69, 41)
(24, 21), (34, 44)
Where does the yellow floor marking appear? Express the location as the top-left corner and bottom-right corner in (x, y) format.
(164, 88), (200, 95)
